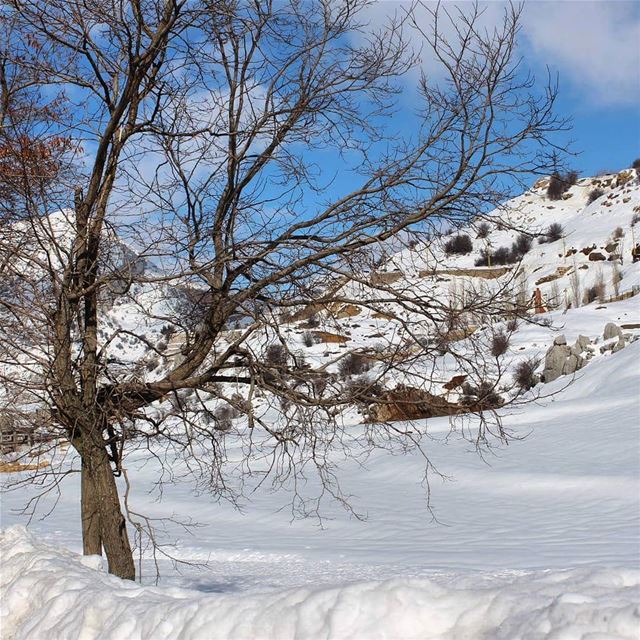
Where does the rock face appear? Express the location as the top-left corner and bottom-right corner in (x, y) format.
(543, 334), (588, 382)
(612, 339), (626, 353)
(603, 323), (622, 340)
(543, 336), (572, 383)
(575, 335), (591, 350)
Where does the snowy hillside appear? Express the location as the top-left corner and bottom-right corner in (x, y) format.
(2, 168), (640, 639)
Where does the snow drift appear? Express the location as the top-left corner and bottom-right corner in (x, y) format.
(1, 526), (639, 640)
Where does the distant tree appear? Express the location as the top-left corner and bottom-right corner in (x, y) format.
(0, 0), (566, 580)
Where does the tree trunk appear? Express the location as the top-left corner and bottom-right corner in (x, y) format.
(82, 441), (135, 580)
(81, 459), (102, 556)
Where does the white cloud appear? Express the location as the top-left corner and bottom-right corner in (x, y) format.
(521, 0), (640, 106)
(356, 1), (640, 106)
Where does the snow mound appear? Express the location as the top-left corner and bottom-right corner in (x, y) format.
(2, 526), (639, 640)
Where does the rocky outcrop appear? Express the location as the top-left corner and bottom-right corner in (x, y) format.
(543, 334), (588, 383)
(543, 335), (571, 383)
(612, 339), (626, 353)
(603, 323), (623, 340)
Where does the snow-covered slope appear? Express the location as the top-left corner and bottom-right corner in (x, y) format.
(1, 338), (639, 638)
(2, 169), (640, 639)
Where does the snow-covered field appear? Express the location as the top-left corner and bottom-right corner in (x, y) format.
(2, 170), (640, 638)
(2, 300), (639, 638)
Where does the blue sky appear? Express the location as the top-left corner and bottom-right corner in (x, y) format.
(358, 1), (640, 179)
(519, 0), (640, 176)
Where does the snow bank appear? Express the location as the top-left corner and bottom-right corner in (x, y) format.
(2, 526), (639, 640)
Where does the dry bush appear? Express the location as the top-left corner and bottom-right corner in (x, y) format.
(338, 352), (371, 377)
(587, 188), (604, 205)
(612, 262), (622, 297)
(582, 285), (601, 305)
(547, 171), (577, 200)
(476, 222), (491, 239)
(514, 358), (540, 390)
(459, 380), (504, 410)
(474, 246), (518, 267)
(612, 226), (625, 240)
(506, 318), (518, 332)
(538, 222), (564, 244)
(474, 248), (491, 266)
(547, 173), (564, 200)
(213, 403), (239, 432)
(490, 331), (510, 357)
(265, 343), (288, 367)
(511, 233), (532, 258)
(344, 376), (384, 405)
(493, 246), (516, 265)
(302, 331), (316, 347)
(632, 158), (640, 170)
(444, 234), (473, 255)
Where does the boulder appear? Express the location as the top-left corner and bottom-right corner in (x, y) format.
(575, 335), (591, 350)
(554, 334), (567, 346)
(612, 338), (626, 353)
(543, 342), (571, 383)
(603, 322), (622, 340)
(588, 252), (606, 262)
(605, 241), (619, 254)
(562, 354), (584, 375)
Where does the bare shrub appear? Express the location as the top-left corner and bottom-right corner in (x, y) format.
(547, 171), (577, 200)
(490, 331), (510, 357)
(632, 158), (640, 170)
(587, 188), (604, 205)
(213, 403), (239, 432)
(444, 234), (473, 255)
(306, 314), (320, 328)
(492, 246), (516, 265)
(476, 222), (491, 239)
(569, 263), (581, 308)
(612, 262), (622, 297)
(547, 173), (564, 200)
(506, 318), (518, 332)
(265, 343), (288, 367)
(514, 358), (540, 391)
(538, 222), (564, 244)
(474, 249), (491, 267)
(511, 233), (532, 258)
(302, 331), (316, 347)
(292, 350), (308, 369)
(633, 213), (640, 226)
(475, 246), (516, 266)
(460, 380), (504, 410)
(338, 352), (372, 378)
(583, 284), (602, 305)
(344, 375), (384, 405)
(612, 226), (625, 240)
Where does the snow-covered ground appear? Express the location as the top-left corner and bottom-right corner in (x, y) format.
(2, 301), (639, 638)
(2, 170), (640, 638)
(2, 526), (638, 639)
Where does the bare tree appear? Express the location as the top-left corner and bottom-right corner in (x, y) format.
(0, 0), (565, 580)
